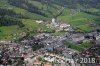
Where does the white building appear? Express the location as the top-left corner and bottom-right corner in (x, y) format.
(36, 20), (43, 24)
(58, 23), (71, 31)
(60, 23), (70, 28)
(52, 18), (56, 24)
(44, 56), (55, 62)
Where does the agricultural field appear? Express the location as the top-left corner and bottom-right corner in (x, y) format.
(0, 25), (20, 40)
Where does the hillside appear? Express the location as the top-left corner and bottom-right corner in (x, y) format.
(0, 0), (100, 40)
(0, 0), (99, 19)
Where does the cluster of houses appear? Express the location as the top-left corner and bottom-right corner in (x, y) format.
(36, 18), (72, 32)
(0, 18), (100, 66)
(65, 31), (100, 44)
(32, 53), (75, 66)
(80, 46), (100, 65)
(47, 18), (72, 32)
(0, 44), (33, 66)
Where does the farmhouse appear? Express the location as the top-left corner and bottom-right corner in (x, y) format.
(36, 20), (43, 24)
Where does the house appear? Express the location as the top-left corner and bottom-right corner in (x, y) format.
(70, 34), (85, 43)
(36, 20), (43, 24)
(94, 34), (100, 40)
(60, 23), (70, 28)
(59, 23), (71, 31)
(44, 56), (55, 62)
(85, 32), (100, 40)
(95, 41), (100, 46)
(33, 60), (42, 66)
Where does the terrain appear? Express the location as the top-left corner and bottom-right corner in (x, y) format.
(0, 0), (100, 40)
(0, 0), (100, 66)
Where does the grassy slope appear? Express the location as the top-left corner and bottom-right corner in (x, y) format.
(0, 25), (19, 40)
(0, 19), (54, 40)
(22, 19), (53, 31)
(58, 9), (98, 26)
(0, 0), (55, 40)
(0, 0), (62, 20)
(13, 7), (49, 20)
(58, 9), (100, 32)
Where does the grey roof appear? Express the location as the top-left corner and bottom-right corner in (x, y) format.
(70, 34), (84, 38)
(95, 41), (100, 46)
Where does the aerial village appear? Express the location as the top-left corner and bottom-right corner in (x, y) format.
(36, 18), (72, 32)
(0, 18), (100, 66)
